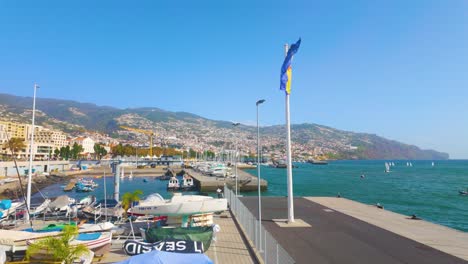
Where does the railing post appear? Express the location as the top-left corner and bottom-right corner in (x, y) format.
(276, 243), (279, 264)
(264, 230), (267, 264)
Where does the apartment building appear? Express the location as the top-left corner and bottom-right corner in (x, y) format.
(70, 137), (95, 154)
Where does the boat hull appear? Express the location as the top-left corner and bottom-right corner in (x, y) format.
(131, 198), (227, 216)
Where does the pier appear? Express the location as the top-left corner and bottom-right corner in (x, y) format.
(63, 180), (77, 191)
(236, 195), (468, 264)
(187, 169), (267, 192)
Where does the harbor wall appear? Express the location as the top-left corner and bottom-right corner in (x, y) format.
(0, 161), (71, 177)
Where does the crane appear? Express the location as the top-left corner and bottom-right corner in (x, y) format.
(120, 126), (155, 156)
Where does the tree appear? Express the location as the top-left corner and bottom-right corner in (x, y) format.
(59, 146), (71, 160)
(94, 143), (108, 160)
(122, 190), (143, 218)
(54, 148), (60, 159)
(4, 137), (26, 154)
(71, 143), (84, 160)
(26, 225), (90, 264)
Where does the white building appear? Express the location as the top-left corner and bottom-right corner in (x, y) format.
(70, 137), (95, 154)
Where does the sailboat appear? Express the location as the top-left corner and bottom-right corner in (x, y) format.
(384, 162), (390, 173)
(432, 162), (435, 167)
(129, 171), (133, 179)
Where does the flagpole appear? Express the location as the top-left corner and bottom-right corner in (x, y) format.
(284, 44), (295, 223)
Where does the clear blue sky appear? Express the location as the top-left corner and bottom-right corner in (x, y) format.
(1, 1), (467, 158)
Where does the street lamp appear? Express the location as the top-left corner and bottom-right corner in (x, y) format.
(232, 122), (240, 195)
(256, 99), (265, 251)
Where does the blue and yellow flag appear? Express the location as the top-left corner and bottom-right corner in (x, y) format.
(280, 38), (301, 95)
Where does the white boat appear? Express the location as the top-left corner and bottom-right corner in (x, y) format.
(129, 171), (133, 179)
(182, 175), (195, 190)
(30, 199), (51, 216)
(0, 228), (112, 255)
(167, 177), (180, 190)
(432, 162), (435, 167)
(211, 167), (228, 177)
(27, 231), (112, 256)
(384, 162), (390, 173)
(129, 193), (227, 216)
(48, 195), (76, 212)
(0, 200), (24, 220)
(120, 167), (125, 179)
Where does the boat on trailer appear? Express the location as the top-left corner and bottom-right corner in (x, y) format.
(129, 193), (227, 216)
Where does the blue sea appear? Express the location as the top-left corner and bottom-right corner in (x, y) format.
(245, 160), (468, 232)
(34, 160), (468, 232)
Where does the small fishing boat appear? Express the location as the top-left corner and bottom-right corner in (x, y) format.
(167, 177), (180, 191)
(459, 190), (468, 196)
(0, 199), (25, 220)
(75, 182), (94, 192)
(182, 175), (195, 191)
(82, 198), (124, 220)
(78, 178), (99, 188)
(48, 195), (75, 212)
(27, 231), (112, 256)
(30, 198), (51, 217)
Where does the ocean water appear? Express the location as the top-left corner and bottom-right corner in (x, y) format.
(245, 160), (468, 232)
(33, 160), (468, 232)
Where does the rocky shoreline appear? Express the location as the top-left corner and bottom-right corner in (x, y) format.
(0, 173), (73, 200)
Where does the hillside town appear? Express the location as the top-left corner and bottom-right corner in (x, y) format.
(0, 119), (330, 162)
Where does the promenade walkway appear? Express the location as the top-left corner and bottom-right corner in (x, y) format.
(240, 196), (468, 264)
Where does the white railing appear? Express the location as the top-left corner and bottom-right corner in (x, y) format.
(224, 186), (295, 264)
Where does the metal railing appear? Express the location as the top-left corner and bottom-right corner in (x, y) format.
(224, 185), (295, 264)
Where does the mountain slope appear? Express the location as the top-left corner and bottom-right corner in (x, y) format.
(0, 93), (449, 160)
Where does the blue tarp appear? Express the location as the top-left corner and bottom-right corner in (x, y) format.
(115, 250), (213, 264)
(0, 200), (12, 210)
(77, 232), (101, 241)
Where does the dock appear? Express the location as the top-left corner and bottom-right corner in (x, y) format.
(239, 196), (468, 264)
(187, 169), (267, 192)
(63, 180), (76, 191)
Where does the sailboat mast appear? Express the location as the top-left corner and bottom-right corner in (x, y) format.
(26, 83), (39, 221)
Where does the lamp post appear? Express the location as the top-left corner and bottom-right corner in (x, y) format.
(232, 122), (240, 195)
(26, 83), (39, 221)
(256, 99), (265, 251)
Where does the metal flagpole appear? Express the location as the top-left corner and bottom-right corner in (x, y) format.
(285, 44), (295, 223)
(232, 122), (240, 195)
(256, 99), (265, 251)
(26, 83), (39, 221)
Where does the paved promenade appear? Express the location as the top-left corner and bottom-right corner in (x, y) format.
(97, 210), (256, 263)
(240, 196), (468, 264)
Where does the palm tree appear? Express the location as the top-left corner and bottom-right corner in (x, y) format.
(4, 137), (26, 155)
(26, 225), (90, 264)
(122, 190), (143, 218)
